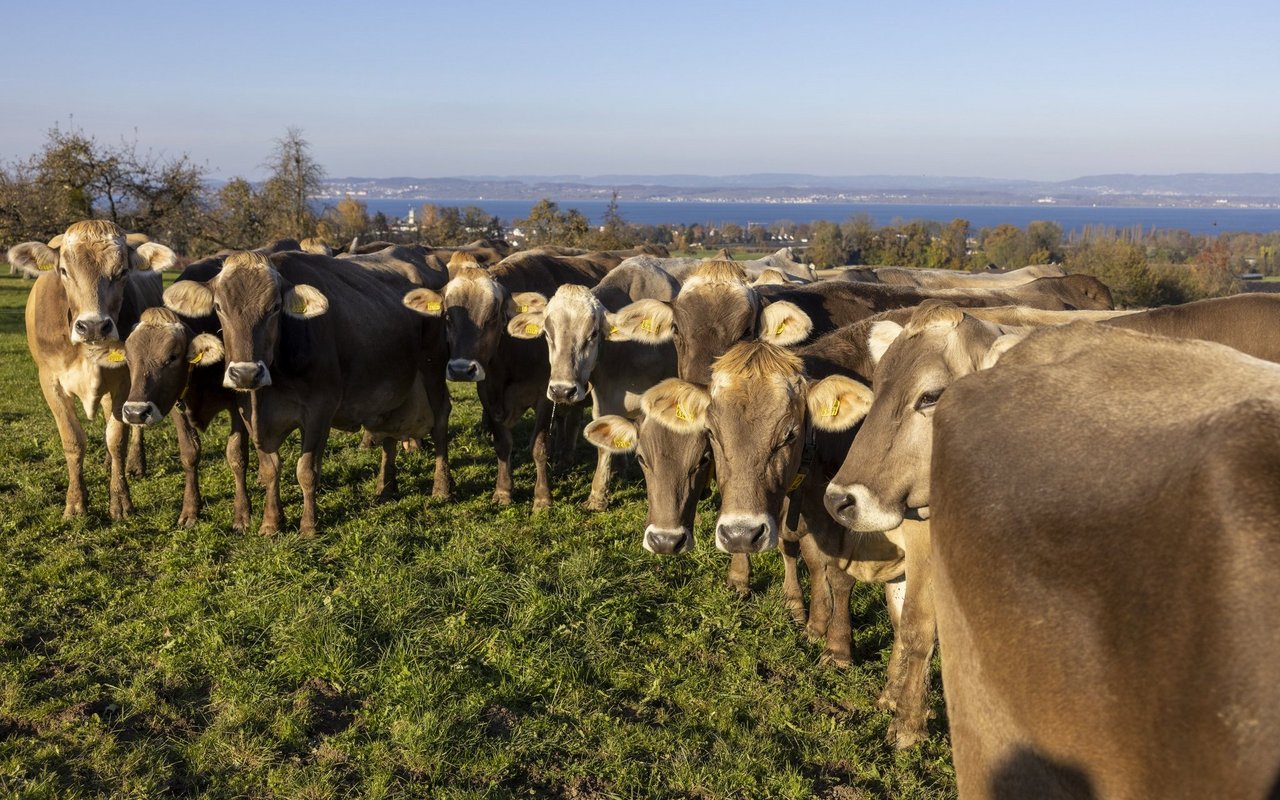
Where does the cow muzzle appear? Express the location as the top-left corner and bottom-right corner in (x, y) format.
(71, 315), (116, 344)
(122, 401), (162, 426)
(643, 525), (693, 555)
(224, 361), (272, 390)
(824, 482), (904, 533)
(547, 381), (585, 404)
(714, 513), (776, 554)
(447, 358), (485, 382)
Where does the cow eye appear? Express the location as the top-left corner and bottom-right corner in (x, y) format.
(915, 389), (945, 411)
(58, 266), (68, 277)
(213, 301), (222, 313)
(269, 301), (281, 315)
(691, 448), (712, 474)
(635, 451), (648, 469)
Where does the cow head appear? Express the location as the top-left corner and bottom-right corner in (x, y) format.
(609, 260), (811, 383)
(120, 308), (224, 425)
(583, 379), (714, 555)
(8, 221), (176, 344)
(404, 262), (539, 383)
(824, 301), (1022, 532)
(507, 284), (612, 403)
(162, 251), (328, 391)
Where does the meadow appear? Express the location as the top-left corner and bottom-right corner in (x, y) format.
(0, 272), (955, 799)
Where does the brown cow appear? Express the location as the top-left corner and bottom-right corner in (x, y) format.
(403, 253), (611, 510)
(931, 323), (1280, 798)
(841, 263), (1065, 288)
(506, 260), (680, 509)
(10, 220), (175, 518)
(164, 250), (442, 535)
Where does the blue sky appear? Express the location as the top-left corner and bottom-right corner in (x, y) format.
(3, 0), (1277, 181)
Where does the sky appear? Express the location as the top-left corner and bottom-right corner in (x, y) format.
(2, 0), (1278, 182)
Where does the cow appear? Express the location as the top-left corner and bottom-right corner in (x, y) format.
(505, 259), (680, 509)
(402, 252), (611, 510)
(163, 249), (443, 535)
(840, 263), (1065, 288)
(119, 304), (244, 527)
(931, 322), (1280, 798)
(10, 220), (175, 518)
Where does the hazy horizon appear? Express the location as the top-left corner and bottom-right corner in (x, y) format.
(4, 0), (1278, 182)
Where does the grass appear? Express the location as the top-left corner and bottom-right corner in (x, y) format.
(0, 272), (955, 798)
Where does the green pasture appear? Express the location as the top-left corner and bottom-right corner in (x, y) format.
(0, 272), (953, 798)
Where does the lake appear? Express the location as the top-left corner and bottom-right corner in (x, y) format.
(340, 198), (1280, 236)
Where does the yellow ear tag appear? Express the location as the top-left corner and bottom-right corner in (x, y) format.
(823, 399), (841, 417)
(524, 322), (540, 336)
(675, 403), (691, 422)
(612, 435), (632, 450)
(520, 304), (530, 313)
(106, 349), (126, 363)
(609, 324), (619, 336)
(189, 352), (204, 365)
(788, 472), (807, 491)
(290, 296), (308, 314)
(774, 320), (788, 336)
(640, 318), (656, 334)
(426, 302), (442, 313)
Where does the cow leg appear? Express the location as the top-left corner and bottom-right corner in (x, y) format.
(878, 576), (909, 709)
(802, 537), (833, 641)
(126, 424), (146, 477)
(359, 430), (376, 449)
(227, 409), (252, 532)
(819, 568), (855, 667)
(779, 537), (807, 625)
(884, 555), (937, 749)
(425, 366), (452, 499)
(39, 377), (89, 517)
(296, 426), (330, 537)
(103, 400), (133, 521)
(173, 409), (202, 527)
(725, 553), (751, 597)
(490, 399), (515, 506)
(531, 396), (553, 512)
(584, 447), (613, 511)
(257, 447), (284, 535)
(375, 436), (398, 501)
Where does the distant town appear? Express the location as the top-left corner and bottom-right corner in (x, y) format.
(309, 173), (1280, 209)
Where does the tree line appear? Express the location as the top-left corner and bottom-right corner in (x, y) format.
(3, 125), (1275, 306)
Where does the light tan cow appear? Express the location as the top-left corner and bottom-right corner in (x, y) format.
(932, 323), (1280, 798)
(841, 263), (1065, 288)
(10, 221), (175, 518)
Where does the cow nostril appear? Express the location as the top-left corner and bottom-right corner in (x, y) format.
(824, 487), (857, 524)
(749, 524), (767, 547)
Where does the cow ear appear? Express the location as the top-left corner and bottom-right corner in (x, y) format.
(752, 268), (789, 286)
(641, 378), (709, 433)
(583, 415), (638, 453)
(187, 333), (225, 366)
(129, 241), (179, 272)
(980, 333), (1023, 370)
(283, 284), (329, 318)
(508, 291), (548, 317)
(760, 301), (812, 346)
(164, 281), (215, 317)
(868, 321), (904, 365)
(98, 343), (129, 368)
(610, 299), (674, 344)
(7, 242), (58, 276)
(404, 287), (445, 317)
(807, 375), (874, 432)
(603, 312), (629, 341)
(506, 311), (545, 339)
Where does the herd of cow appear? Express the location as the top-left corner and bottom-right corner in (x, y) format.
(11, 219), (1280, 798)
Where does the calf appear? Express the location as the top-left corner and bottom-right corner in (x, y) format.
(506, 260), (680, 509)
(403, 253), (610, 510)
(164, 250), (441, 535)
(11, 220), (174, 519)
(932, 323), (1280, 798)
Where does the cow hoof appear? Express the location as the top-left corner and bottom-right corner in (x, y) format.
(374, 490), (396, 504)
(177, 511), (198, 529)
(298, 528), (316, 540)
(109, 498), (134, 521)
(875, 690), (898, 712)
(127, 464), (145, 478)
(532, 497), (551, 513)
(785, 603), (808, 626)
(492, 491), (512, 506)
(819, 650), (853, 669)
(259, 524), (278, 537)
(431, 478), (452, 500)
(804, 622), (825, 642)
(888, 719), (927, 750)
(582, 497), (608, 512)
(725, 580), (750, 599)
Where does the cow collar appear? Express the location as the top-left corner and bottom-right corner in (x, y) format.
(783, 426), (819, 531)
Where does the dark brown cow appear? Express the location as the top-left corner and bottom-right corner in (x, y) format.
(931, 322), (1280, 798)
(10, 220), (174, 518)
(164, 250), (442, 535)
(403, 253), (611, 510)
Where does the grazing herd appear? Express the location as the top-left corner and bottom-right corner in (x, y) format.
(11, 220), (1280, 798)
